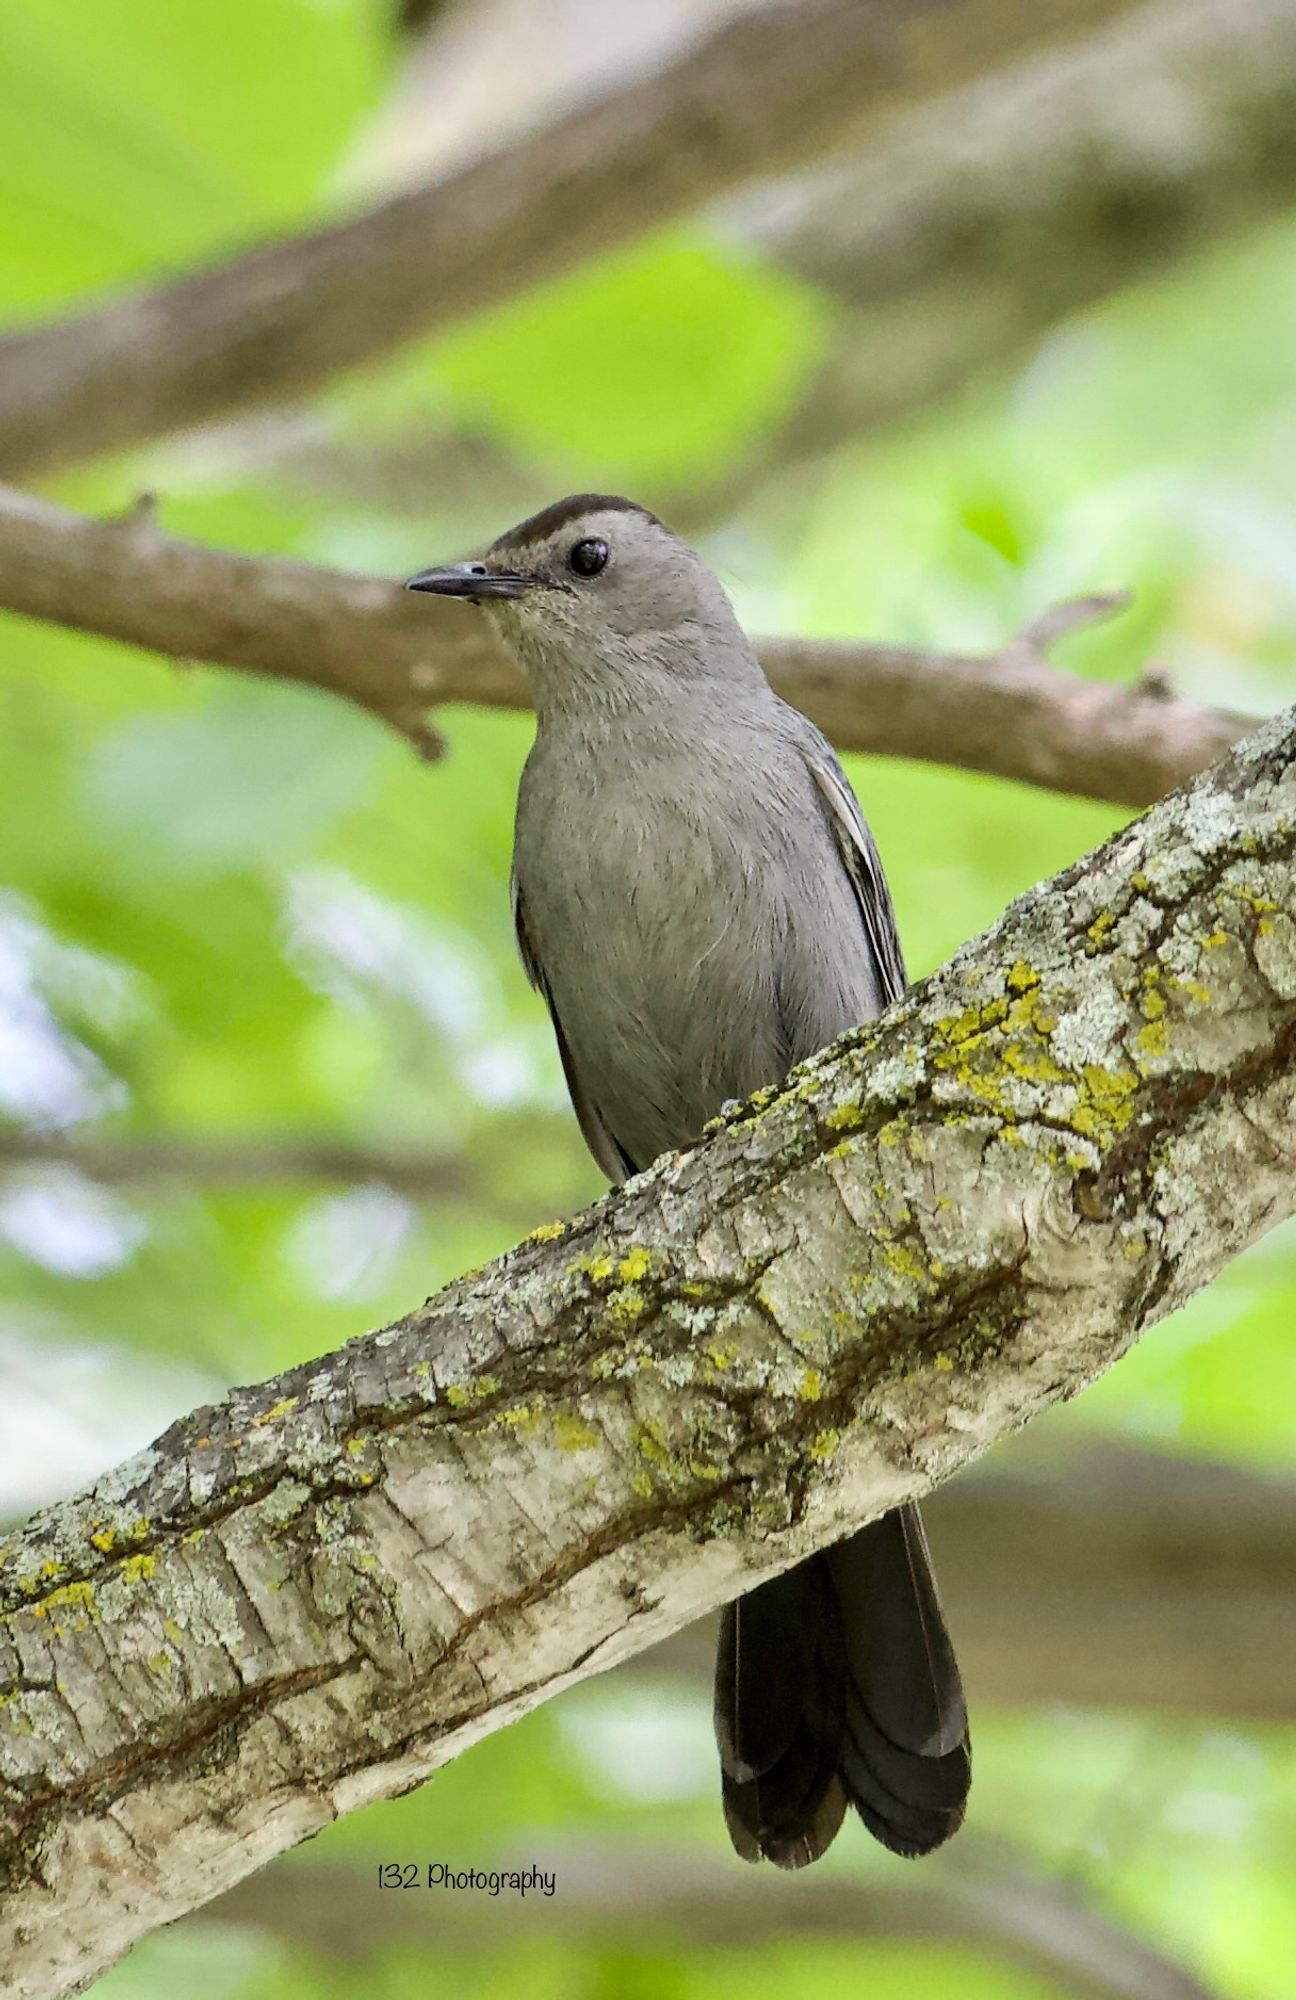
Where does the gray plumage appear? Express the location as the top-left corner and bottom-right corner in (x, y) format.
(407, 496), (970, 1866)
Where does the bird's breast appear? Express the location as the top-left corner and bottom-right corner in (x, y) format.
(515, 746), (789, 1161)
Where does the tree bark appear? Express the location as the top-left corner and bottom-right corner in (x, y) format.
(2, 704), (1295, 1995)
(0, 484), (1252, 805)
(0, 0), (1141, 480)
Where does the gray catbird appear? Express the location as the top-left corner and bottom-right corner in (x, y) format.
(407, 495), (970, 1866)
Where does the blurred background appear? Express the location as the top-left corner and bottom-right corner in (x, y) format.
(1, 2), (1294, 1996)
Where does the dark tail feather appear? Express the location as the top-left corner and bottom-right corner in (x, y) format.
(715, 1504), (970, 1866)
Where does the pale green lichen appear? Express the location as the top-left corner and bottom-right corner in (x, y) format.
(554, 1412), (599, 1452)
(444, 1374), (499, 1410)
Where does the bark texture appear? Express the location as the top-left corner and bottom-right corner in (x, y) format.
(0, 485), (1252, 805)
(2, 706), (1295, 1995)
(0, 0), (1140, 479)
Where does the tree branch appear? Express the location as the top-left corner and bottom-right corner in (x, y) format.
(0, 1126), (580, 1223)
(290, 0), (1296, 536)
(0, 0), (1140, 482)
(208, 1845), (1219, 2000)
(694, 0), (1296, 514)
(2, 706), (1294, 1994)
(0, 484), (1252, 803)
(647, 1442), (1296, 1719)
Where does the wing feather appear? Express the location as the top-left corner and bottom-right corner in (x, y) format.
(512, 870), (636, 1183)
(801, 745), (907, 1006)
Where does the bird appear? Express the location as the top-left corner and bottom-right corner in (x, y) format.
(406, 494), (970, 1867)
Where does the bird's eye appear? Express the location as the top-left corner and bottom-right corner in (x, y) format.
(568, 537), (609, 578)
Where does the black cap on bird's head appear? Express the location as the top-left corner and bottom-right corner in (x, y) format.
(403, 494), (760, 709)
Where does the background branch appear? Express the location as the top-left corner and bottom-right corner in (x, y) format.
(294, 0), (1296, 534)
(207, 1844), (1219, 2000)
(0, 1127), (577, 1224)
(0, 0), (1140, 481)
(698, 0), (1296, 514)
(0, 484), (1253, 804)
(2, 705), (1293, 1995)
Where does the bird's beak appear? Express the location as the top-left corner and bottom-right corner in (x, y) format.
(404, 561), (535, 602)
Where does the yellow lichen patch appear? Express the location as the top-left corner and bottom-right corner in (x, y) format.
(120, 1552), (157, 1586)
(253, 1397), (299, 1427)
(1201, 930), (1231, 951)
(933, 1354), (954, 1373)
(1086, 909), (1116, 951)
(1069, 1064), (1138, 1140)
(808, 1429), (840, 1461)
(147, 1650), (174, 1675)
(882, 1242), (930, 1287)
(1137, 1019), (1169, 1059)
(524, 1218), (570, 1244)
(345, 1437), (368, 1459)
(493, 1396), (546, 1436)
(31, 1580), (98, 1630)
(798, 1369), (824, 1402)
(164, 1617), (185, 1645)
(634, 1420), (672, 1470)
(90, 1528), (116, 1554)
(617, 1248), (652, 1284)
(1006, 959), (1039, 994)
(554, 1412), (599, 1453)
(823, 1098), (862, 1133)
(444, 1373), (499, 1410)
(606, 1284), (647, 1328)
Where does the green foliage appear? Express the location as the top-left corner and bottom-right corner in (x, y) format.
(2, 7), (1294, 1999)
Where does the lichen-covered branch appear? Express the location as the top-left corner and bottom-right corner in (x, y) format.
(0, 0), (1138, 481)
(2, 707), (1294, 1993)
(0, 483), (1252, 804)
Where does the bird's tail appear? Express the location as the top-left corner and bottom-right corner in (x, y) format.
(714, 1504), (970, 1866)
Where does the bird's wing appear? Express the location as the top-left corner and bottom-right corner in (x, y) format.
(800, 739), (908, 1006)
(512, 870), (637, 1183)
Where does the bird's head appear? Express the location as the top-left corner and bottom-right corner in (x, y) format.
(405, 494), (760, 714)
